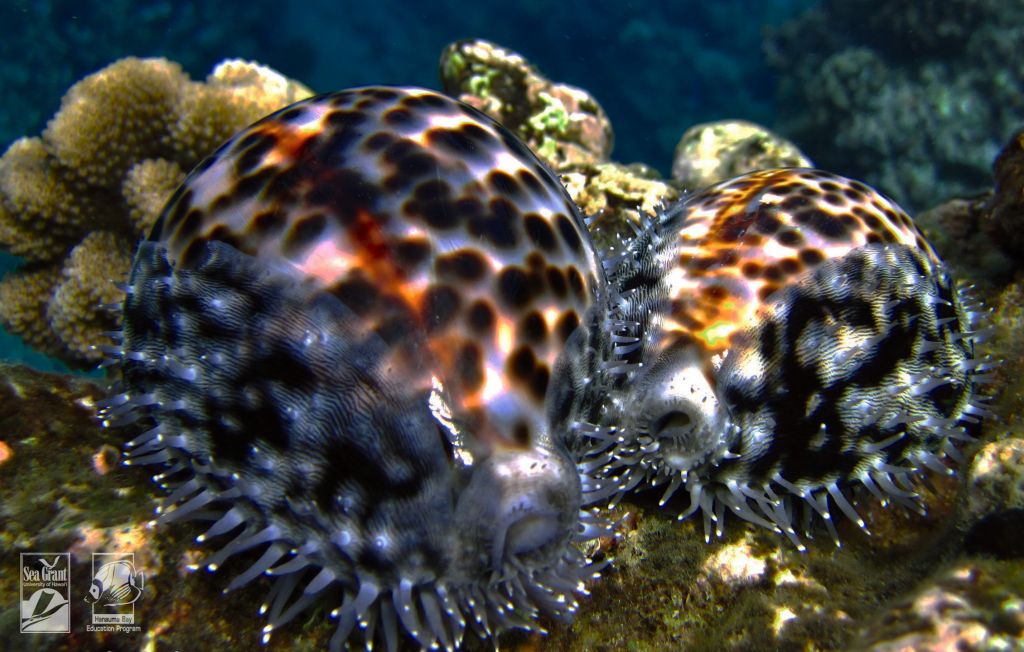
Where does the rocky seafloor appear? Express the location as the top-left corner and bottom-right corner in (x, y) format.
(0, 40), (1023, 651)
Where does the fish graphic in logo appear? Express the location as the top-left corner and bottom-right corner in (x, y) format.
(86, 553), (144, 625)
(20, 552), (70, 633)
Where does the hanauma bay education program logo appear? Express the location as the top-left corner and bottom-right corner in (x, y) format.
(85, 552), (145, 630)
(20, 553), (70, 633)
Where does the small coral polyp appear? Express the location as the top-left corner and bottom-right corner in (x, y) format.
(587, 168), (993, 549)
(99, 86), (613, 650)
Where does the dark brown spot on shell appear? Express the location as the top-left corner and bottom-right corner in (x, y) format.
(524, 214), (558, 252)
(512, 421), (530, 446)
(234, 132), (277, 175)
(517, 169), (547, 199)
(488, 170), (521, 198)
(421, 284), (461, 332)
(702, 284), (729, 302)
(546, 266), (567, 298)
(435, 249), (488, 282)
(363, 131), (396, 153)
(794, 208), (849, 240)
(763, 264), (785, 283)
(175, 207), (204, 244)
(498, 267), (532, 309)
(276, 106), (305, 123)
(780, 257), (801, 274)
(781, 196), (810, 212)
(455, 342), (485, 393)
(330, 274), (380, 317)
(383, 107), (415, 126)
(777, 229), (805, 247)
(530, 365), (550, 402)
(207, 224), (242, 251)
(402, 92), (454, 112)
(393, 237), (432, 270)
(567, 267), (586, 301)
(406, 179), (459, 230)
(519, 312), (547, 345)
(508, 346), (536, 383)
(555, 311), (580, 344)
(555, 214), (584, 254)
(741, 261), (762, 279)
(758, 283), (781, 302)
(324, 109), (368, 131)
(466, 300), (495, 336)
(754, 209), (783, 234)
(799, 248), (826, 265)
(282, 213), (328, 258)
(251, 209), (288, 237)
(467, 199), (519, 249)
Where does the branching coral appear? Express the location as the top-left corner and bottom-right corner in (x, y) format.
(0, 57), (313, 368)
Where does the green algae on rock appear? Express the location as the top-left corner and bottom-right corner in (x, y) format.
(440, 38), (613, 170)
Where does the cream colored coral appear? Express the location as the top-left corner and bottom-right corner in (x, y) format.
(209, 59), (313, 107)
(0, 138), (111, 261)
(170, 60), (314, 164)
(0, 264), (64, 355)
(0, 56), (313, 367)
(44, 58), (188, 190)
(48, 231), (133, 362)
(122, 158), (185, 237)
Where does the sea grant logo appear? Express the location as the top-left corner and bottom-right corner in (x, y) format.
(84, 552), (144, 632)
(20, 553), (70, 633)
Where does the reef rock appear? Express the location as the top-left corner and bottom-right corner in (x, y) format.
(440, 38), (613, 170)
(670, 119), (811, 191)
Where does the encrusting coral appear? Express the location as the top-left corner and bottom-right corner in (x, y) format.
(0, 57), (312, 368)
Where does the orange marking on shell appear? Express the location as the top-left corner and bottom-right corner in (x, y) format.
(259, 116), (328, 168)
(347, 209), (429, 312)
(496, 318), (514, 356)
(297, 240), (356, 284)
(660, 168), (936, 358)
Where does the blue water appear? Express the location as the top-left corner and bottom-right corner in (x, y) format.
(0, 0), (1013, 368)
(1, 0), (816, 172)
(0, 0), (819, 369)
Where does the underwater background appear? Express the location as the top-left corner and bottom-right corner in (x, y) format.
(3, 0), (1020, 369)
(1, 1), (1023, 650)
